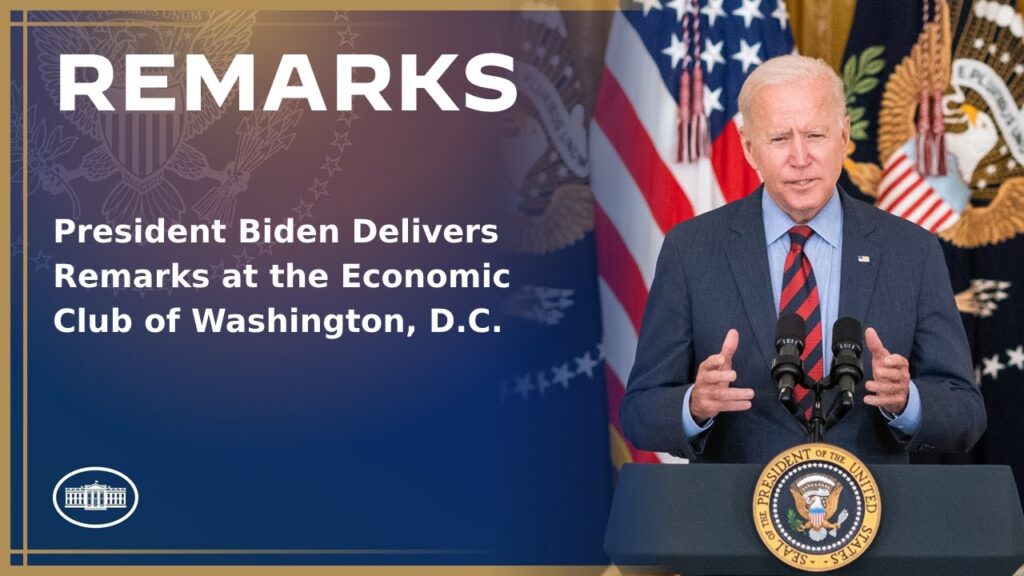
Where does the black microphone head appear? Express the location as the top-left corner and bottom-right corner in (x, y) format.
(775, 313), (805, 343)
(832, 317), (863, 354)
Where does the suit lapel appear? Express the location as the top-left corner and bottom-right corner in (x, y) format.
(726, 188), (777, 368)
(838, 189), (881, 322)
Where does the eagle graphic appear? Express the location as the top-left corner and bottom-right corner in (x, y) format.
(790, 475), (844, 542)
(844, 0), (1024, 248)
(33, 11), (257, 224)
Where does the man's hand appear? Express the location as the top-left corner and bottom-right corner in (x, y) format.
(689, 329), (754, 424)
(864, 327), (910, 415)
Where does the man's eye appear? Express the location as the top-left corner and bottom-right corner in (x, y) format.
(808, 133), (824, 139)
(771, 137), (787, 143)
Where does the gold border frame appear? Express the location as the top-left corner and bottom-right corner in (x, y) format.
(1, 7), (616, 575)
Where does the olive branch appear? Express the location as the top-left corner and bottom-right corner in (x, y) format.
(787, 508), (806, 532)
(842, 45), (886, 141)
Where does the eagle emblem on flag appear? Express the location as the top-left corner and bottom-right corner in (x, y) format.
(843, 0), (1024, 248)
(500, 9), (594, 255)
(30, 11), (309, 226)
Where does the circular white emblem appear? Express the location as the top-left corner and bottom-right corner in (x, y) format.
(52, 467), (139, 529)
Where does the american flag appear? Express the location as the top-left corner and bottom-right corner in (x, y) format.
(591, 0), (795, 464)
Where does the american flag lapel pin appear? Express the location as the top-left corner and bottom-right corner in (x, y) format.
(858, 255), (871, 263)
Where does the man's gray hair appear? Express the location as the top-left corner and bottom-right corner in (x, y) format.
(737, 55), (847, 127)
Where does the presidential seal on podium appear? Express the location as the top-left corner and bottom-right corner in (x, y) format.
(753, 443), (882, 572)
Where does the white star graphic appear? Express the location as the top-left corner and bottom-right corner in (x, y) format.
(536, 371), (553, 396)
(732, 38), (763, 73)
(662, 34), (689, 69)
(704, 85), (724, 114)
(633, 0), (663, 17)
(732, 0), (764, 29)
(575, 352), (599, 379)
(233, 248), (254, 268)
(666, 0), (695, 22)
(552, 363), (574, 389)
(700, 39), (726, 73)
(772, 0), (790, 30)
(1007, 345), (1024, 371)
(982, 353), (1006, 380)
(30, 250), (51, 271)
(701, 0), (726, 27)
(292, 198), (314, 221)
(513, 375), (534, 399)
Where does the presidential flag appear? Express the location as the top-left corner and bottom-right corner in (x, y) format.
(591, 0), (795, 465)
(840, 0), (1024, 502)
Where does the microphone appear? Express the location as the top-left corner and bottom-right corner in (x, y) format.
(772, 313), (805, 414)
(829, 317), (864, 421)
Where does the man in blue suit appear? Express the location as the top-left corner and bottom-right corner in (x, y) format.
(621, 55), (986, 464)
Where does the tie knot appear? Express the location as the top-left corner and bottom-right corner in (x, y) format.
(788, 225), (813, 249)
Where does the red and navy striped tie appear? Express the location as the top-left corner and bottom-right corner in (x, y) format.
(779, 225), (823, 421)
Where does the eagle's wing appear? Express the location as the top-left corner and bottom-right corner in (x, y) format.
(941, 177), (1024, 247)
(179, 11), (257, 140)
(790, 485), (810, 519)
(33, 13), (103, 140)
(877, 1), (951, 167)
(825, 485), (843, 519)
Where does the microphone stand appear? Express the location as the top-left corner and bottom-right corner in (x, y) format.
(801, 377), (828, 443)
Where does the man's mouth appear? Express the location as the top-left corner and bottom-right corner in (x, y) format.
(787, 178), (817, 186)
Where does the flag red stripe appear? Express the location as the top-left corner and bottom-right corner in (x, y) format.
(894, 187), (933, 219)
(883, 172), (924, 213)
(877, 164), (914, 205)
(594, 68), (694, 232)
(711, 119), (760, 202)
(930, 209), (954, 233)
(908, 193), (942, 223)
(595, 205), (649, 333)
(882, 154), (907, 177)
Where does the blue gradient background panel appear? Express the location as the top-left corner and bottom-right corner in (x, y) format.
(9, 10), (612, 566)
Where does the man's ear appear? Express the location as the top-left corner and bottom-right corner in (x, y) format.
(739, 124), (758, 171)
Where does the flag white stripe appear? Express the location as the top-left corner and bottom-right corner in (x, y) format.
(598, 278), (639, 390)
(603, 12), (725, 213)
(878, 153), (912, 191)
(591, 124), (665, 287)
(905, 192), (943, 224)
(922, 205), (958, 231)
(890, 180), (931, 218)
(878, 170), (923, 211)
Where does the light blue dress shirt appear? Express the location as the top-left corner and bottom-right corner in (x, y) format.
(682, 189), (921, 439)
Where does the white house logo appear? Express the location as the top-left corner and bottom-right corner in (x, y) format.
(52, 467), (138, 528)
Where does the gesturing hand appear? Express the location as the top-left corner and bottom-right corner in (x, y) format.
(863, 327), (910, 415)
(689, 329), (754, 424)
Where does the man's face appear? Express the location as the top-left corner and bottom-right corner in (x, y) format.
(740, 76), (850, 223)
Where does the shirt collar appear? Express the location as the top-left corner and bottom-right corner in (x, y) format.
(762, 187), (842, 249)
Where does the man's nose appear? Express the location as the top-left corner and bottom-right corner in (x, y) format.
(789, 137), (811, 167)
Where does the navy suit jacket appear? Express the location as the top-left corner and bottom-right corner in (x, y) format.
(621, 188), (986, 464)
